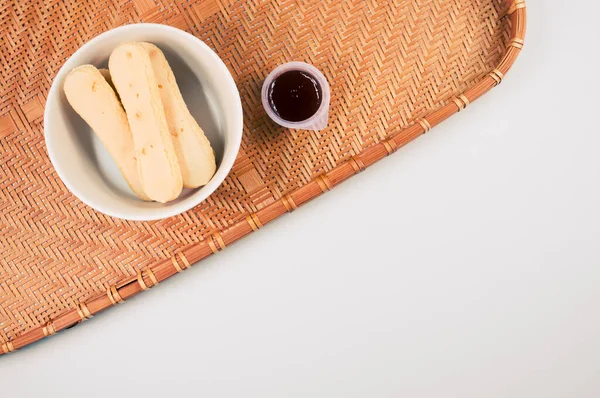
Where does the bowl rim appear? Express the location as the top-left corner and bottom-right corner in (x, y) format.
(44, 23), (243, 221)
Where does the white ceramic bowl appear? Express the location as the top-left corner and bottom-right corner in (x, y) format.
(44, 24), (243, 221)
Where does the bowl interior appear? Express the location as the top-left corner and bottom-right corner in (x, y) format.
(45, 24), (242, 221)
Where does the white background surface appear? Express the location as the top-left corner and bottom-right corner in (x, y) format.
(2, 1), (600, 397)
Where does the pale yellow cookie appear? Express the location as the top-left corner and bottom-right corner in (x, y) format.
(140, 42), (216, 188)
(98, 68), (112, 86)
(63, 65), (150, 201)
(98, 69), (116, 92)
(109, 43), (183, 203)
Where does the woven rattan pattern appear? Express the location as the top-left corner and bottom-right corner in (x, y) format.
(0, 0), (523, 351)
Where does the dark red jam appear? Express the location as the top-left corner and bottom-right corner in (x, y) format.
(268, 70), (322, 122)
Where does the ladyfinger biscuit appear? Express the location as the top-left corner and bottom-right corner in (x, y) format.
(98, 69), (116, 91)
(98, 68), (121, 102)
(109, 43), (183, 203)
(140, 43), (216, 188)
(98, 68), (112, 86)
(63, 65), (150, 201)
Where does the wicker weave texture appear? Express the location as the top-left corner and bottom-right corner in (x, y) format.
(0, 0), (525, 353)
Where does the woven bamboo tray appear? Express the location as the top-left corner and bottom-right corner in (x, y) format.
(0, 0), (526, 354)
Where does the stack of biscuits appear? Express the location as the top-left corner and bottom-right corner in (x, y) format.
(64, 42), (216, 203)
